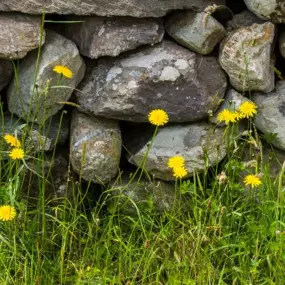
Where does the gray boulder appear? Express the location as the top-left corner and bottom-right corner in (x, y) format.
(109, 175), (185, 215)
(7, 30), (85, 124)
(76, 40), (227, 123)
(0, 0), (225, 17)
(0, 111), (69, 154)
(165, 11), (226, 55)
(124, 122), (227, 181)
(252, 81), (285, 150)
(0, 13), (45, 60)
(244, 0), (285, 23)
(59, 16), (164, 59)
(226, 10), (265, 32)
(70, 110), (122, 184)
(0, 60), (13, 91)
(219, 22), (275, 93)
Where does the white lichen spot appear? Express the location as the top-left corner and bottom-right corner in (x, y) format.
(94, 141), (106, 148)
(175, 59), (189, 70)
(128, 80), (138, 89)
(121, 50), (174, 69)
(188, 57), (196, 70)
(106, 67), (122, 82)
(112, 84), (118, 91)
(98, 26), (105, 37)
(159, 66), (180, 82)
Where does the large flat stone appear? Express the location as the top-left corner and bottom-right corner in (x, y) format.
(76, 40), (227, 123)
(58, 16), (164, 59)
(124, 122), (227, 181)
(7, 30), (85, 124)
(0, 0), (225, 17)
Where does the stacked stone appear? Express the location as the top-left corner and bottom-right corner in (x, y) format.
(0, 0), (285, 212)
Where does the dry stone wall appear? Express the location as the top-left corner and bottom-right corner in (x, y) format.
(1, 0), (285, 212)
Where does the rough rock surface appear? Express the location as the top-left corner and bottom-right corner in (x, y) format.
(0, 13), (45, 60)
(59, 17), (164, 59)
(219, 22), (275, 93)
(76, 40), (227, 123)
(70, 111), (122, 184)
(165, 11), (226, 55)
(124, 122), (227, 181)
(0, 111), (69, 154)
(252, 81), (285, 150)
(226, 10), (265, 32)
(7, 30), (85, 124)
(0, 60), (13, 91)
(279, 31), (285, 59)
(244, 0), (285, 23)
(210, 89), (253, 125)
(0, 0), (225, 17)
(109, 175), (186, 215)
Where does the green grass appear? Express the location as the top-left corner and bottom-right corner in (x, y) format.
(0, 120), (285, 284)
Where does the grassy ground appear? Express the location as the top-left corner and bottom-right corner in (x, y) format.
(0, 117), (285, 285)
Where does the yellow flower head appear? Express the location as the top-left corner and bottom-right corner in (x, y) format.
(238, 101), (257, 119)
(0, 205), (16, 221)
(173, 166), (188, 179)
(148, 109), (169, 126)
(168, 156), (185, 169)
(4, 134), (21, 147)
(244, 174), (262, 188)
(217, 109), (240, 124)
(53, 65), (73, 79)
(9, 148), (25, 160)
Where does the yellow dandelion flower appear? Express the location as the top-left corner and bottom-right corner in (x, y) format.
(148, 109), (169, 126)
(168, 156), (185, 169)
(173, 166), (188, 179)
(9, 148), (25, 160)
(86, 266), (91, 272)
(53, 65), (73, 79)
(4, 134), (21, 147)
(217, 109), (240, 124)
(238, 101), (257, 119)
(244, 174), (262, 188)
(0, 205), (16, 221)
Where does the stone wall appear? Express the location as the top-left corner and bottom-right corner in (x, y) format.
(1, 0), (285, 211)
